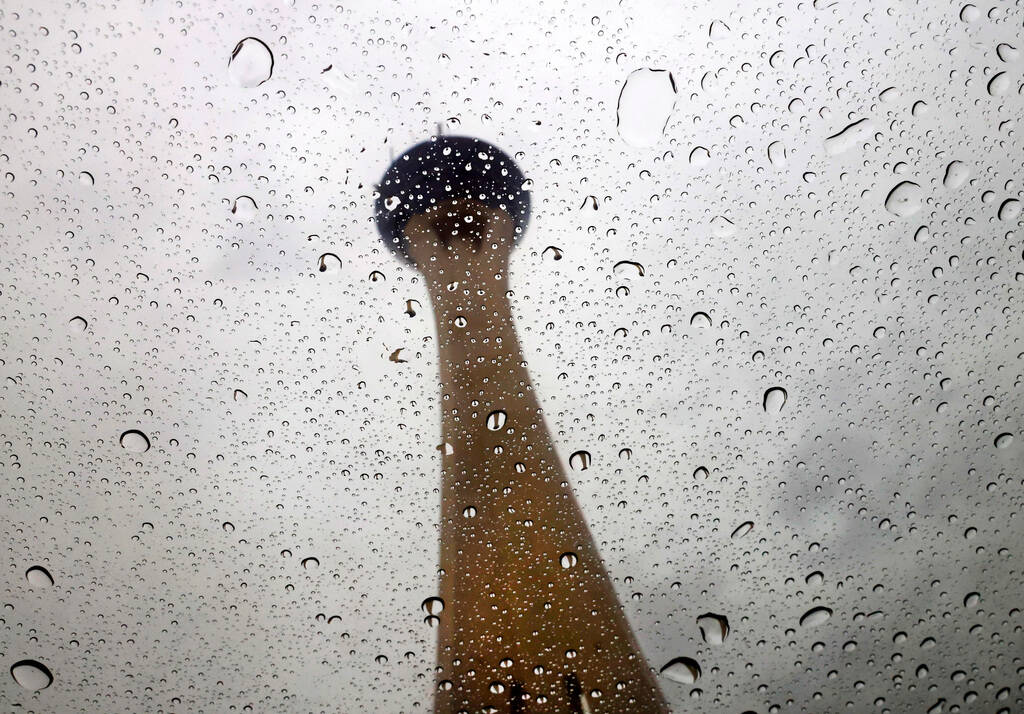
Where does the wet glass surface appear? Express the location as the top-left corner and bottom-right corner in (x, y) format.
(1, 1), (1023, 712)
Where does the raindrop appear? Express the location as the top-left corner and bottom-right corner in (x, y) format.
(996, 43), (1019, 62)
(689, 146), (711, 167)
(799, 606), (833, 627)
(805, 571), (824, 586)
(485, 410), (507, 431)
(879, 86), (901, 102)
(559, 552), (579, 569)
(616, 68), (677, 147)
(222, 522), (235, 533)
(317, 252), (342, 274)
(942, 161), (970, 190)
(767, 141), (788, 168)
(462, 505), (477, 518)
(696, 613), (730, 645)
(824, 118), (873, 156)
(763, 387), (787, 413)
(119, 429), (150, 454)
(78, 171), (94, 186)
(228, 37), (274, 88)
(993, 432), (1013, 449)
(884, 181), (924, 217)
(231, 195), (258, 222)
(569, 450), (592, 471)
(660, 657), (701, 684)
(25, 566), (53, 588)
(68, 316), (88, 333)
(997, 199), (1021, 222)
(542, 246), (563, 261)
(690, 312), (712, 328)
(421, 597), (445, 615)
(613, 260), (645, 277)
(709, 215), (736, 238)
(731, 521), (753, 539)
(964, 592), (980, 607)
(10, 660), (53, 691)
(987, 72), (1010, 97)
(301, 557), (320, 570)
(960, 3), (980, 22)
(232, 389), (247, 402)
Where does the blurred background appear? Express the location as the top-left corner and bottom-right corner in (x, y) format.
(1, 0), (1022, 711)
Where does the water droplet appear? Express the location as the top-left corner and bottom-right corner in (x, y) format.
(994, 432), (1013, 448)
(25, 566), (53, 588)
(421, 597), (445, 615)
(964, 592), (980, 607)
(616, 68), (677, 147)
(119, 429), (150, 454)
(731, 521), (753, 539)
(78, 171), (94, 186)
(997, 198), (1021, 221)
(68, 316), (88, 333)
(805, 570), (824, 586)
(708, 20), (731, 40)
(879, 86), (901, 103)
(942, 161), (970, 190)
(613, 260), (645, 277)
(690, 311), (712, 328)
(696, 613), (729, 645)
(228, 37), (274, 88)
(10, 660), (53, 691)
(232, 389), (247, 402)
(485, 410), (507, 431)
(960, 3), (980, 21)
(996, 43), (1019, 62)
(222, 521), (235, 533)
(301, 557), (320, 570)
(763, 387), (787, 413)
(689, 146), (711, 167)
(767, 141), (788, 168)
(317, 252), (342, 274)
(559, 552), (579, 569)
(231, 195), (258, 222)
(824, 118), (873, 156)
(569, 450), (592, 471)
(987, 71), (1010, 97)
(799, 606), (833, 627)
(884, 181), (924, 217)
(462, 505), (477, 518)
(709, 215), (736, 238)
(660, 656), (701, 684)
(543, 245), (563, 261)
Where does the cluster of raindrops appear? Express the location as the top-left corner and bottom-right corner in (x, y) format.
(0, 1), (1021, 713)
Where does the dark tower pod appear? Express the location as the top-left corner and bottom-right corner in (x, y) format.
(373, 135), (531, 264)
